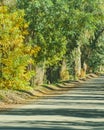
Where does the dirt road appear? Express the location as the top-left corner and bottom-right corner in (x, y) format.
(0, 76), (104, 130)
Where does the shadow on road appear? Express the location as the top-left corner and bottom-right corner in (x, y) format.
(0, 108), (104, 118)
(0, 120), (104, 130)
(0, 76), (104, 130)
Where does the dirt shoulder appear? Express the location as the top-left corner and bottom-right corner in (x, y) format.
(0, 73), (98, 111)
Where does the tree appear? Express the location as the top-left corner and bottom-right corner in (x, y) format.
(16, 0), (104, 83)
(17, 0), (68, 83)
(80, 0), (104, 73)
(0, 5), (40, 89)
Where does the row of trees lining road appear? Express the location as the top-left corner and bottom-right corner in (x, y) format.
(0, 0), (104, 90)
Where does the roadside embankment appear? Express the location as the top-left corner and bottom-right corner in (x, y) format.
(0, 73), (98, 111)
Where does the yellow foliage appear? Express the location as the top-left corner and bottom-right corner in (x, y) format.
(0, 6), (35, 90)
(30, 46), (41, 56)
(24, 45), (41, 56)
(60, 70), (69, 81)
(0, 6), (8, 13)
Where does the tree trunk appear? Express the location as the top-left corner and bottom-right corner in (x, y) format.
(31, 63), (45, 86)
(60, 59), (69, 81)
(74, 46), (81, 78)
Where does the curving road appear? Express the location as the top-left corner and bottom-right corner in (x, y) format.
(0, 76), (104, 130)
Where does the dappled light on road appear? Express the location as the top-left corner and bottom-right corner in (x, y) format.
(0, 76), (104, 130)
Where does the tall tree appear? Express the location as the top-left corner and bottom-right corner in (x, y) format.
(0, 5), (40, 89)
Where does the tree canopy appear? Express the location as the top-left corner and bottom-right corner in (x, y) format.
(0, 0), (104, 89)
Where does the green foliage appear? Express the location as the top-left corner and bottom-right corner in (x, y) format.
(16, 0), (104, 81)
(17, 0), (67, 66)
(0, 0), (104, 89)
